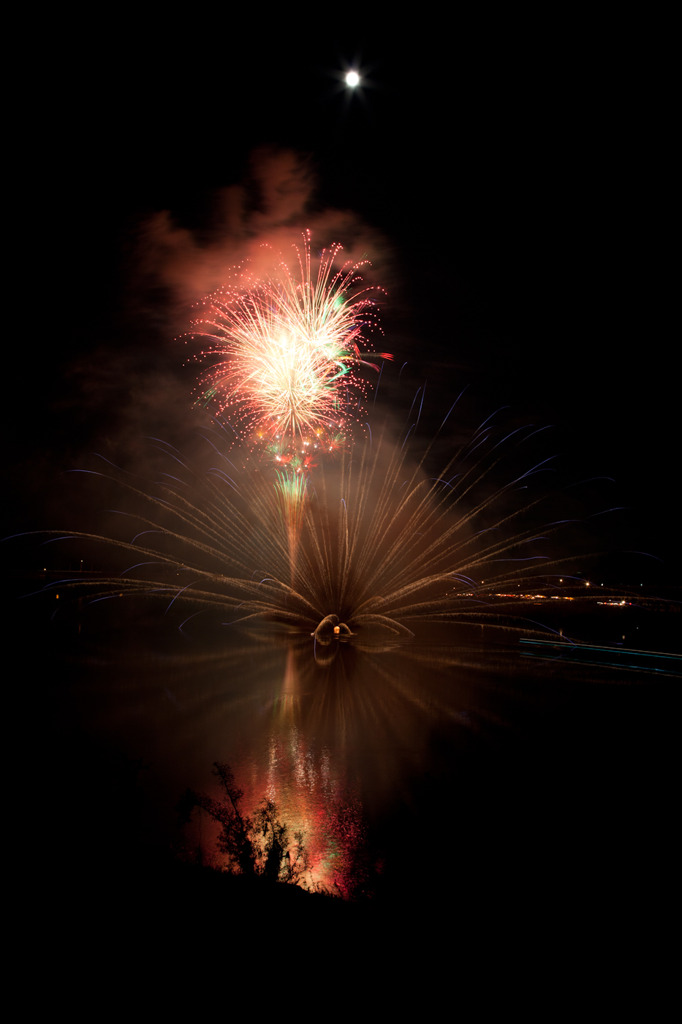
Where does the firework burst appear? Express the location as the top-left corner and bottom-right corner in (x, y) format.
(44, 416), (576, 640)
(184, 231), (390, 468)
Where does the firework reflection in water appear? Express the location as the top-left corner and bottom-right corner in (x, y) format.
(58, 407), (573, 639)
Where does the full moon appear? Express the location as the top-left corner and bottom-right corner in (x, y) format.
(344, 70), (361, 88)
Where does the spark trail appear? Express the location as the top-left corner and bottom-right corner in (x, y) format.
(42, 418), (576, 639)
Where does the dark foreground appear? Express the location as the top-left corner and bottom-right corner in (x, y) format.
(11, 591), (679, 1006)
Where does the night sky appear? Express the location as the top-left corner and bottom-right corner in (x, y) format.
(7, 18), (680, 987)
(9, 15), (678, 583)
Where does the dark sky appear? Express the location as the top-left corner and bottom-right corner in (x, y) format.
(9, 15), (679, 581)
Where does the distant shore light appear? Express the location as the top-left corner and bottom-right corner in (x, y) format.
(345, 70), (361, 88)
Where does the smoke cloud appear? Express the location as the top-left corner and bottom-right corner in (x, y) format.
(17, 147), (399, 545)
(133, 147), (393, 322)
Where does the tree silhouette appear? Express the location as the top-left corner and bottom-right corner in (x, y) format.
(179, 762), (310, 886)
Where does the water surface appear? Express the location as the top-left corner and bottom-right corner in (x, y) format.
(29, 600), (679, 916)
